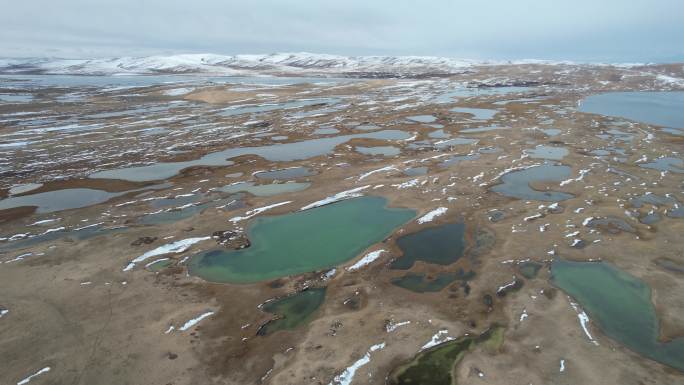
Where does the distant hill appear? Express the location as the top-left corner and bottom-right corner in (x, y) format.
(0, 52), (588, 77)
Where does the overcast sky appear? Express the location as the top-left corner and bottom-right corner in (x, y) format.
(1, 0), (683, 62)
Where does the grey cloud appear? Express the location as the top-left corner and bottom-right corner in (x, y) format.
(0, 0), (682, 62)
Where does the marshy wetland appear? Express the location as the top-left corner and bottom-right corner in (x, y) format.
(1, 61), (684, 385)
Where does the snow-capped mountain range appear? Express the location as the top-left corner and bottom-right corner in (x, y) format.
(0, 52), (589, 77)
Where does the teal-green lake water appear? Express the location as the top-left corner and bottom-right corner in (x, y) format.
(392, 272), (458, 293)
(391, 222), (466, 270)
(189, 196), (415, 283)
(518, 261), (543, 279)
(491, 164), (574, 201)
(551, 259), (684, 371)
(392, 270), (474, 293)
(257, 288), (326, 335)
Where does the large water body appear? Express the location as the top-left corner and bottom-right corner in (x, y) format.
(392, 270), (474, 293)
(0, 74), (356, 90)
(0, 94), (33, 103)
(406, 115), (437, 123)
(392, 272), (457, 293)
(312, 127), (340, 135)
(639, 157), (684, 174)
(0, 188), (126, 213)
(257, 288), (326, 335)
(434, 86), (533, 103)
(189, 196), (415, 283)
(440, 154), (480, 168)
(217, 182), (310, 197)
(434, 137), (478, 148)
(490, 164), (574, 201)
(138, 196), (243, 225)
(579, 92), (684, 129)
(403, 167), (428, 176)
(90, 130), (411, 182)
(450, 107), (498, 120)
(459, 126), (510, 134)
(254, 167), (315, 180)
(356, 146), (401, 157)
(551, 259), (684, 371)
(391, 222), (466, 270)
(0, 183), (171, 214)
(0, 224), (128, 252)
(524, 145), (569, 160)
(218, 98), (341, 117)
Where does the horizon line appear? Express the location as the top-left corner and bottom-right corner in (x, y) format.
(1, 52), (679, 67)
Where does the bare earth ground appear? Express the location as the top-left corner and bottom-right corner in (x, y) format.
(1, 63), (684, 384)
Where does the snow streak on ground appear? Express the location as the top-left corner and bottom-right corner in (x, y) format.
(123, 237), (210, 271)
(329, 342), (386, 385)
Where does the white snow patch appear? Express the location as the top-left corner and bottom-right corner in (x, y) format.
(347, 250), (386, 271)
(74, 222), (105, 231)
(123, 237), (210, 271)
(115, 200), (137, 207)
(41, 226), (65, 235)
(496, 277), (518, 294)
(569, 300), (599, 345)
(230, 201), (292, 222)
(164, 87), (195, 96)
(329, 342), (385, 385)
(358, 166), (398, 181)
(421, 330), (454, 350)
(392, 178), (421, 189)
(29, 219), (59, 226)
(4, 252), (32, 263)
(301, 186), (369, 210)
(417, 207), (448, 224)
(560, 169), (590, 186)
(656, 74), (684, 86)
(323, 268), (337, 280)
(386, 320), (411, 333)
(179, 311), (215, 331)
(144, 258), (169, 268)
(17, 367), (51, 385)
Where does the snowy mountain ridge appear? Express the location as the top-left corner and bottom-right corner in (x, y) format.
(0, 52), (643, 77)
